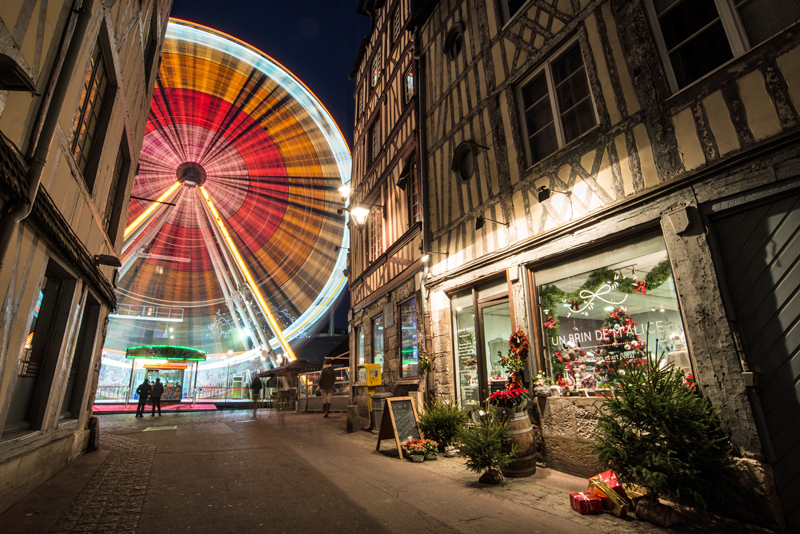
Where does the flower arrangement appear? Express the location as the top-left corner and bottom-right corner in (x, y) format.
(418, 351), (432, 374)
(405, 439), (428, 456)
(508, 326), (529, 360)
(425, 439), (439, 456)
(488, 387), (529, 408)
(534, 372), (552, 386)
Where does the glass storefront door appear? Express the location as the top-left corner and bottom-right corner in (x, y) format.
(451, 278), (511, 413)
(479, 300), (512, 399)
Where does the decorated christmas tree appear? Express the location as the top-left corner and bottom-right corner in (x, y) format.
(595, 307), (644, 359)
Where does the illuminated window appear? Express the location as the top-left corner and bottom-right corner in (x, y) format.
(371, 47), (381, 87)
(71, 42), (110, 184)
(400, 297), (418, 378)
(369, 209), (383, 261)
(356, 325), (365, 365)
(373, 314), (384, 376)
(645, 0), (800, 91)
(518, 41), (597, 165)
(404, 69), (414, 104)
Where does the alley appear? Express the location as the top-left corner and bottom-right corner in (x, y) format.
(0, 410), (766, 534)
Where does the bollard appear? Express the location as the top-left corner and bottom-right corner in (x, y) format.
(346, 405), (359, 433)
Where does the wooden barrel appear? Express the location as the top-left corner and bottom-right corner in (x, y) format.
(501, 410), (536, 478)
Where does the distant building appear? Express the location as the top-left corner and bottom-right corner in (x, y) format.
(400, 0), (797, 529)
(0, 0), (170, 512)
(347, 0), (427, 420)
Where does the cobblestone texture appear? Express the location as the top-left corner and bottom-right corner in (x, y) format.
(49, 435), (155, 533)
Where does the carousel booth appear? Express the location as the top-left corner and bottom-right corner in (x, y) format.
(126, 345), (207, 404)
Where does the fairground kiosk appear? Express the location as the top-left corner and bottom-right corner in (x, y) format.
(125, 345), (207, 405)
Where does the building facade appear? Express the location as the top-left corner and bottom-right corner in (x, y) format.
(408, 0), (800, 530)
(0, 0), (170, 512)
(348, 0), (427, 421)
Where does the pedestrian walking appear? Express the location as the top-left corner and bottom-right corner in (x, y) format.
(318, 363), (336, 418)
(250, 376), (263, 418)
(150, 378), (164, 416)
(135, 379), (151, 418)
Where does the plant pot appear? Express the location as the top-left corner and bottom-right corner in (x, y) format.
(424, 453), (437, 461)
(444, 446), (458, 458)
(410, 455), (424, 462)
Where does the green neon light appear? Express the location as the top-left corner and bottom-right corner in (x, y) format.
(126, 344), (208, 354)
(125, 344), (207, 361)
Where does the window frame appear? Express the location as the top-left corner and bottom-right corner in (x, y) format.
(500, 0), (530, 25)
(372, 313), (384, 367)
(516, 38), (599, 167)
(643, 0), (797, 93)
(104, 138), (131, 244)
(371, 46), (382, 88)
(369, 207), (383, 262)
(369, 115), (381, 164)
(404, 67), (414, 105)
(391, 7), (403, 44)
(406, 157), (420, 225)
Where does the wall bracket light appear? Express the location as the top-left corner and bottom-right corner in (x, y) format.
(537, 185), (571, 203)
(475, 215), (508, 231)
(350, 203), (384, 226)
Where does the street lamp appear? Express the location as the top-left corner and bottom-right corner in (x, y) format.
(350, 204), (383, 226)
(338, 183), (351, 200)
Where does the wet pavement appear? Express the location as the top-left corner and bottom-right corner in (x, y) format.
(0, 409), (771, 533)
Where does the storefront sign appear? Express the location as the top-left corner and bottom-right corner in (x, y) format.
(376, 397), (421, 457)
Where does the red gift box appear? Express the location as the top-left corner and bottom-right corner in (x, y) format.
(569, 492), (603, 514)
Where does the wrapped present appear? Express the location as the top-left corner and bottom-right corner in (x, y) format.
(569, 492), (603, 514)
(623, 483), (649, 509)
(589, 476), (629, 518)
(589, 469), (627, 500)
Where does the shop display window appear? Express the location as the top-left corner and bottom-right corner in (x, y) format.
(535, 233), (690, 394)
(356, 325), (365, 366)
(373, 314), (384, 375)
(400, 297), (418, 378)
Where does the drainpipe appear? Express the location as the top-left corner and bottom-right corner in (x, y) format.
(0, 0), (91, 269)
(412, 27), (434, 398)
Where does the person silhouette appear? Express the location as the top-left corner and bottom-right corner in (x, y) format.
(150, 378), (164, 416)
(135, 379), (151, 418)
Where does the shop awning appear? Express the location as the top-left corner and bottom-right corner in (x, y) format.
(256, 359), (320, 378)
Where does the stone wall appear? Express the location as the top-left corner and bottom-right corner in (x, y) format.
(532, 396), (604, 478)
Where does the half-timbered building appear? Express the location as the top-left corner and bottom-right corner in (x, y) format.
(0, 0), (170, 512)
(348, 0), (426, 420)
(411, 0), (800, 529)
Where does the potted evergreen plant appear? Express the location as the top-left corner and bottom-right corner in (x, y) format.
(418, 398), (468, 451)
(458, 408), (520, 484)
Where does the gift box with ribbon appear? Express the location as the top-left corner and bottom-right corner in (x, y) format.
(569, 492), (603, 514)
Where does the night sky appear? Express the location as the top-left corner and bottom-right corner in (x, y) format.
(169, 0), (371, 148)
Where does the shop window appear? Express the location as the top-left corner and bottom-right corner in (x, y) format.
(518, 41), (597, 165)
(356, 325), (365, 365)
(373, 314), (384, 376)
(644, 0), (800, 91)
(400, 297), (418, 378)
(451, 278), (511, 413)
(71, 40), (112, 190)
(534, 233), (690, 395)
(371, 46), (382, 87)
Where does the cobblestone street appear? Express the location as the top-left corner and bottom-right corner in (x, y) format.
(0, 410), (775, 533)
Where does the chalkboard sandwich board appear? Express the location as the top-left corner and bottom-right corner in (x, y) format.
(375, 397), (421, 457)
